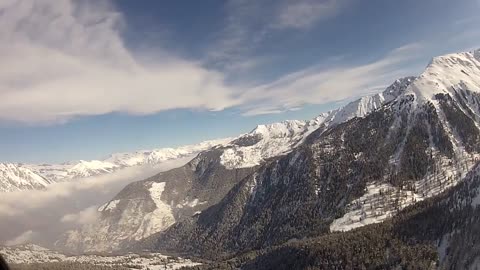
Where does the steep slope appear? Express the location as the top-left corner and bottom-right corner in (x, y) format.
(197, 162), (480, 270)
(0, 163), (54, 192)
(219, 76), (415, 169)
(57, 77), (415, 254)
(55, 149), (256, 253)
(143, 49), (480, 259)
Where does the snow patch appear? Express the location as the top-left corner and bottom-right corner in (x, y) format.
(132, 182), (175, 240)
(330, 183), (422, 232)
(98, 200), (120, 212)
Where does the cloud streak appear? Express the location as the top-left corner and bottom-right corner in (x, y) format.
(0, 0), (239, 124)
(274, 0), (350, 30)
(240, 43), (424, 116)
(206, 0), (352, 72)
(0, 0), (478, 124)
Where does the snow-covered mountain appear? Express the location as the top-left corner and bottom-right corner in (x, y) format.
(136, 49), (480, 259)
(0, 138), (230, 193)
(0, 77), (414, 193)
(0, 163), (55, 192)
(14, 48), (480, 262)
(219, 76), (415, 169)
(55, 76), (416, 254)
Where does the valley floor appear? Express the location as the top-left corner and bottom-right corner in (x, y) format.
(0, 244), (200, 270)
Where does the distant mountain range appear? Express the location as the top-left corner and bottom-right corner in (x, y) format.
(0, 138), (230, 192)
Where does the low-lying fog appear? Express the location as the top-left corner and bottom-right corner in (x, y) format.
(0, 156), (193, 249)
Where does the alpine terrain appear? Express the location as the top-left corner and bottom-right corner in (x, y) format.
(4, 49), (480, 270)
(0, 139), (230, 193)
(56, 76), (416, 253)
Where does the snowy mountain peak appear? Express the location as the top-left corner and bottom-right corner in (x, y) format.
(220, 77), (418, 169)
(249, 120), (308, 138)
(382, 76), (416, 100)
(406, 50), (480, 103)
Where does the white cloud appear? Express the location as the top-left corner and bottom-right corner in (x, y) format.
(0, 0), (477, 124)
(5, 230), (35, 246)
(0, 0), (239, 124)
(274, 0), (349, 29)
(0, 156), (192, 247)
(207, 0), (351, 71)
(61, 206), (99, 225)
(239, 43), (424, 115)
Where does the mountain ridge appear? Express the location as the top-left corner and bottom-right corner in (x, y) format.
(55, 75), (416, 254)
(0, 138), (231, 192)
(135, 49), (480, 259)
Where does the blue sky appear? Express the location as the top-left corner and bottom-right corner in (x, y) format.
(0, 0), (479, 163)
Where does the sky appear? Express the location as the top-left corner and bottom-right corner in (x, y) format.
(0, 0), (479, 163)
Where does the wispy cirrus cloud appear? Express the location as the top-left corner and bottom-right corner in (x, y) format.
(240, 43), (424, 116)
(273, 0), (350, 30)
(207, 0), (353, 71)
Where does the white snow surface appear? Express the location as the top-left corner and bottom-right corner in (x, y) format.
(330, 183), (422, 232)
(406, 50), (480, 103)
(98, 200), (120, 212)
(0, 163), (54, 193)
(132, 182), (175, 241)
(0, 138), (231, 192)
(0, 244), (200, 269)
(60, 181), (176, 253)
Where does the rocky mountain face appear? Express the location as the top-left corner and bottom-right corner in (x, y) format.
(56, 76), (415, 254)
(0, 138), (229, 192)
(55, 149), (257, 253)
(137, 49), (480, 263)
(0, 163), (56, 192)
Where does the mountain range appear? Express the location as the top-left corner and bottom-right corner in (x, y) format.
(3, 48), (480, 269)
(0, 138), (230, 192)
(54, 73), (418, 254)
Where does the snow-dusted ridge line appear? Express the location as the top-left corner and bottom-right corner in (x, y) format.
(219, 76), (416, 169)
(331, 48), (480, 232)
(0, 138), (231, 193)
(0, 75), (418, 191)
